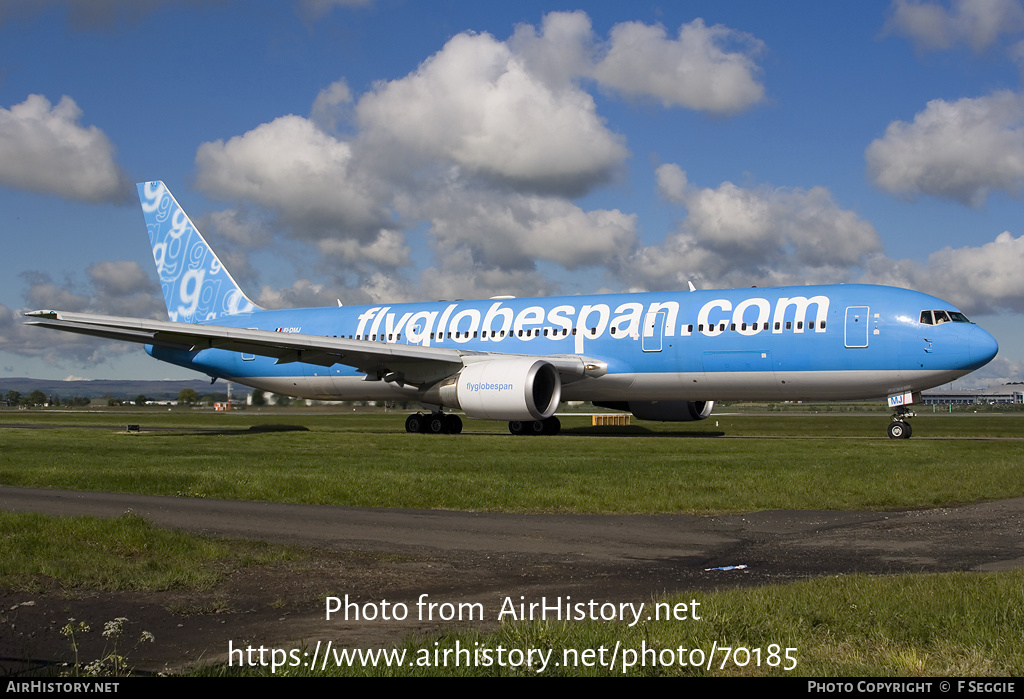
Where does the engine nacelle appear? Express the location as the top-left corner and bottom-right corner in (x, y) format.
(594, 400), (714, 422)
(435, 358), (562, 421)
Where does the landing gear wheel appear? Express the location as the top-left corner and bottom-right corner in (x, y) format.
(405, 413), (425, 433)
(428, 414), (446, 434)
(509, 416), (560, 435)
(444, 414), (463, 435)
(888, 420), (912, 439)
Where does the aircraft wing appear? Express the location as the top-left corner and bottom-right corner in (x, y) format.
(24, 310), (606, 386)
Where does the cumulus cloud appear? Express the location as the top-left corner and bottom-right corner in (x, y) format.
(255, 271), (415, 309)
(318, 228), (411, 268)
(195, 114), (390, 237)
(21, 272), (90, 312)
(624, 166), (882, 290)
(255, 279), (334, 309)
(85, 260), (165, 318)
(190, 11), (768, 303)
(413, 187), (637, 271)
(418, 247), (559, 302)
(884, 0), (1024, 52)
(20, 263), (163, 319)
(0, 95), (132, 203)
(508, 10), (595, 90)
(6, 261), (164, 367)
(203, 208), (274, 248)
(310, 79), (353, 132)
(355, 29), (628, 196)
(593, 18), (766, 114)
(859, 230), (1024, 314)
(86, 260), (152, 298)
(866, 91), (1024, 206)
(963, 355), (1024, 386)
(1, 303), (125, 367)
(918, 231), (1024, 311)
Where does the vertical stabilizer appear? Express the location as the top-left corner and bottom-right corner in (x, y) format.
(138, 181), (260, 323)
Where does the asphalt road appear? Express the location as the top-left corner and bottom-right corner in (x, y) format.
(2, 486), (1023, 673)
(4, 485), (1023, 585)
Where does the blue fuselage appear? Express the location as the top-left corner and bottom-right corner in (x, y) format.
(148, 283), (998, 403)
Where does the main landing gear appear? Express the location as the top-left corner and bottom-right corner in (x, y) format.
(888, 406), (914, 439)
(405, 411), (463, 434)
(508, 416), (561, 436)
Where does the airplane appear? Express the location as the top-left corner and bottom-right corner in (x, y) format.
(26, 181), (998, 438)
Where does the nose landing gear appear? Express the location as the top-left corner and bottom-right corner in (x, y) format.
(888, 406), (914, 439)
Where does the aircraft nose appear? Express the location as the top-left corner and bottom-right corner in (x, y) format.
(969, 326), (999, 368)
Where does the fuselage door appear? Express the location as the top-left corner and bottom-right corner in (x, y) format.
(844, 306), (869, 348)
(642, 311), (666, 352)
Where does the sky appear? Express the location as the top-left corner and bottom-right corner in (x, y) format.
(0, 0), (1022, 387)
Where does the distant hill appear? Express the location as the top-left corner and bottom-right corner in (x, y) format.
(0, 377), (232, 401)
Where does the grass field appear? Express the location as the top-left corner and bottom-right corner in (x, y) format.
(0, 511), (297, 592)
(1, 409), (1021, 513)
(2, 407), (1022, 676)
(227, 571), (1024, 676)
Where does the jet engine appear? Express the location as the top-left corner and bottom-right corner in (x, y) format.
(430, 358), (562, 421)
(594, 400), (714, 422)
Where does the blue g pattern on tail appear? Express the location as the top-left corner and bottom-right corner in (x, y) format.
(138, 181), (258, 323)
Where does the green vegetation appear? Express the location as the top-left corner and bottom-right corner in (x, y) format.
(1, 410), (1021, 677)
(0, 511), (296, 592)
(210, 571), (1024, 676)
(177, 388), (199, 406)
(1, 412), (1022, 513)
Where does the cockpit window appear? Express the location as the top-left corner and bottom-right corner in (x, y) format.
(920, 309), (971, 325)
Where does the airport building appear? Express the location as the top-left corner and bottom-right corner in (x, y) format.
(921, 385), (1024, 405)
